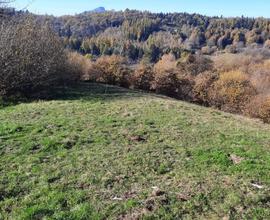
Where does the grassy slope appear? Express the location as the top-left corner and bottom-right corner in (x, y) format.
(0, 83), (270, 220)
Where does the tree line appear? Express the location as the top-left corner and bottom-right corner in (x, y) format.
(44, 10), (270, 61)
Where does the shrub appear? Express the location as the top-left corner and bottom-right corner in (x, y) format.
(249, 60), (270, 94)
(201, 46), (216, 55)
(176, 54), (213, 76)
(151, 54), (179, 96)
(175, 54), (213, 100)
(264, 40), (270, 49)
(151, 54), (196, 99)
(175, 74), (195, 101)
(245, 94), (270, 123)
(193, 71), (219, 105)
(66, 52), (94, 81)
(131, 63), (154, 91)
(209, 71), (257, 113)
(213, 53), (258, 73)
(0, 16), (67, 97)
(242, 47), (270, 60)
(93, 55), (131, 87)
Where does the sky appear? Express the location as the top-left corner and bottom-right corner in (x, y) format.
(11, 0), (270, 18)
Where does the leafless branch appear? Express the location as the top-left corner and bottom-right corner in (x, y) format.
(0, 16), (68, 96)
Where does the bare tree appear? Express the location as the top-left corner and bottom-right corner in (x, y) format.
(0, 16), (68, 97)
(0, 0), (13, 17)
(0, 0), (13, 4)
(0, 0), (14, 8)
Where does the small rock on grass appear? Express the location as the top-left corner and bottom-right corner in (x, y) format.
(229, 154), (244, 164)
(112, 196), (123, 201)
(151, 186), (165, 197)
(129, 135), (146, 142)
(251, 182), (264, 189)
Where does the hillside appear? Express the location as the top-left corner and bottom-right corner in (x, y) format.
(82, 7), (106, 15)
(48, 10), (270, 59)
(5, 8), (270, 61)
(0, 83), (270, 219)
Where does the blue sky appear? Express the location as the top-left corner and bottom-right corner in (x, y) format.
(11, 0), (270, 17)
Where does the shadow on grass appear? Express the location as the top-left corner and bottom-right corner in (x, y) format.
(0, 83), (144, 108)
(52, 83), (143, 101)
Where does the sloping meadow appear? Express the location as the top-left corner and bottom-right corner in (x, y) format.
(0, 83), (270, 219)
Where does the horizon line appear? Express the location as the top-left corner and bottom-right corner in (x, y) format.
(9, 6), (270, 19)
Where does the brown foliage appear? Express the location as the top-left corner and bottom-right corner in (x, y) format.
(209, 71), (257, 113)
(151, 54), (179, 96)
(151, 54), (195, 99)
(66, 52), (94, 81)
(93, 55), (131, 87)
(193, 71), (218, 105)
(245, 94), (270, 123)
(131, 63), (154, 91)
(249, 60), (270, 94)
(176, 75), (195, 101)
(177, 54), (213, 76)
(213, 54), (258, 73)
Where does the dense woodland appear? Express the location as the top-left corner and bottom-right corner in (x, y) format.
(1, 6), (270, 123)
(3, 8), (270, 59)
(48, 10), (270, 61)
(5, 9), (270, 60)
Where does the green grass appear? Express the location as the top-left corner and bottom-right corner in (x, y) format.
(0, 83), (270, 220)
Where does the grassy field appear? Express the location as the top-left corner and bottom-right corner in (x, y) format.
(0, 83), (270, 220)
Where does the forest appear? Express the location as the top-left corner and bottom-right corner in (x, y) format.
(51, 10), (270, 60)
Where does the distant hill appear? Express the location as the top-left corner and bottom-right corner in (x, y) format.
(80, 7), (106, 15)
(92, 7), (106, 13)
(8, 7), (270, 58)
(81, 7), (105, 14)
(48, 9), (270, 55)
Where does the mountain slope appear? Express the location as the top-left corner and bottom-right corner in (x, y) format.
(0, 83), (270, 219)
(81, 7), (106, 15)
(92, 7), (106, 13)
